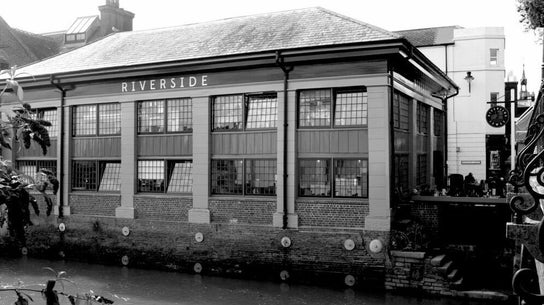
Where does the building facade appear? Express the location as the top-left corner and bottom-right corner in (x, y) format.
(397, 26), (506, 182)
(0, 8), (456, 284)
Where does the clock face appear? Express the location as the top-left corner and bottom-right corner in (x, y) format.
(486, 106), (509, 127)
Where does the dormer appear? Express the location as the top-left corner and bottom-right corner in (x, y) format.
(65, 16), (100, 45)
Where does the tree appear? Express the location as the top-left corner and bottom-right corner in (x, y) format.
(518, 0), (544, 30)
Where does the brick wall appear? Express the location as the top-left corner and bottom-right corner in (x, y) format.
(297, 200), (368, 228)
(134, 196), (191, 222)
(209, 199), (275, 225)
(69, 194), (120, 217)
(10, 215), (389, 287)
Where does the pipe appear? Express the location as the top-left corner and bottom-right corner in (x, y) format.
(433, 88), (459, 186)
(49, 76), (74, 219)
(275, 51), (293, 230)
(388, 66), (396, 205)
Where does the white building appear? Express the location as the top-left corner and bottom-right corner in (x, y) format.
(397, 26), (506, 182)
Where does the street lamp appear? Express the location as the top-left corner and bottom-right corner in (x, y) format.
(464, 71), (474, 93)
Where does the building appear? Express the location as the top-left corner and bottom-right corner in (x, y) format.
(0, 8), (456, 284)
(397, 26), (506, 183)
(0, 0), (134, 68)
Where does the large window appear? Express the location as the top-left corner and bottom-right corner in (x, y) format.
(17, 160), (57, 185)
(71, 160), (120, 191)
(73, 103), (120, 136)
(212, 94), (277, 131)
(298, 88), (367, 128)
(393, 92), (410, 130)
(29, 109), (58, 138)
(433, 109), (443, 136)
(211, 159), (276, 195)
(138, 98), (192, 133)
(298, 158), (368, 198)
(394, 154), (409, 195)
(137, 160), (192, 193)
(417, 103), (429, 134)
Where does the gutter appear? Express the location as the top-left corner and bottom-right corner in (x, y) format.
(49, 75), (74, 219)
(275, 51), (293, 230)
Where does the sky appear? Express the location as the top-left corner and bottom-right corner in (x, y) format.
(2, 0), (543, 94)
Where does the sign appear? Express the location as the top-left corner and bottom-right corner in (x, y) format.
(486, 106), (509, 127)
(489, 150), (500, 170)
(121, 75), (208, 93)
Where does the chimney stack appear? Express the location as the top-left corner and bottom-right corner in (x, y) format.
(99, 0), (134, 36)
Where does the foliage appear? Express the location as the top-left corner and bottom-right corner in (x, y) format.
(1, 268), (115, 304)
(390, 220), (429, 251)
(0, 66), (57, 245)
(518, 0), (544, 30)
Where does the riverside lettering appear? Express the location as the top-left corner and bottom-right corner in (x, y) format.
(121, 75), (208, 93)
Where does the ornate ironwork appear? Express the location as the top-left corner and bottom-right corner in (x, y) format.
(508, 83), (544, 304)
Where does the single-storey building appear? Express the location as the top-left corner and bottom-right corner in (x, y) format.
(0, 7), (457, 285)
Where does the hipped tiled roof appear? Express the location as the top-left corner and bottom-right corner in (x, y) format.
(395, 26), (462, 46)
(15, 7), (400, 77)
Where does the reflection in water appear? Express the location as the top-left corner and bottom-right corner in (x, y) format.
(0, 257), (496, 305)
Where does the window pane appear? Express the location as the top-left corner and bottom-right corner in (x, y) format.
(417, 154), (428, 186)
(245, 159), (276, 195)
(39, 109), (58, 137)
(490, 48), (498, 65)
(334, 90), (367, 126)
(299, 90), (331, 127)
(212, 95), (243, 131)
(167, 98), (192, 132)
(98, 162), (121, 191)
(211, 159), (243, 194)
(434, 109), (442, 136)
(99, 103), (121, 135)
(334, 159), (367, 198)
(167, 161), (193, 193)
(417, 103), (429, 134)
(298, 159), (330, 197)
(246, 95), (277, 129)
(138, 100), (165, 133)
(73, 105), (97, 136)
(395, 154), (409, 195)
(72, 161), (97, 190)
(138, 160), (164, 192)
(17, 161), (37, 184)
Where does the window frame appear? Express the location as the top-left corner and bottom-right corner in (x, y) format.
(138, 98), (193, 134)
(490, 48), (499, 66)
(417, 102), (429, 135)
(17, 160), (57, 187)
(298, 157), (369, 198)
(210, 158), (277, 196)
(72, 103), (121, 137)
(297, 87), (368, 129)
(137, 159), (193, 194)
(71, 160), (121, 192)
(416, 154), (428, 186)
(211, 93), (278, 132)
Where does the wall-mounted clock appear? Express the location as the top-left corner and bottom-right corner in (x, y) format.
(486, 106), (509, 127)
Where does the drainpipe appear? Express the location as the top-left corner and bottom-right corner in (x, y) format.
(433, 89), (459, 185)
(49, 75), (73, 219)
(275, 51), (293, 230)
(388, 67), (396, 206)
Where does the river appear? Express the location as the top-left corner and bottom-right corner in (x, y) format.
(0, 257), (505, 305)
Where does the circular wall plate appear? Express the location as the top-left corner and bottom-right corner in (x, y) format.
(195, 232), (204, 243)
(344, 239), (355, 251)
(344, 275), (356, 287)
(280, 270), (290, 281)
(58, 223), (66, 232)
(281, 236), (291, 248)
(121, 255), (129, 266)
(122, 226), (130, 236)
(369, 239), (383, 254)
(194, 263), (203, 273)
(21, 247), (28, 256)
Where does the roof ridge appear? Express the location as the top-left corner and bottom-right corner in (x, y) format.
(395, 25), (463, 32)
(315, 7), (400, 39)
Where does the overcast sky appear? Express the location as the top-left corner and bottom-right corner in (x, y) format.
(2, 0), (543, 94)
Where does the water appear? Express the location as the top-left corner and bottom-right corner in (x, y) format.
(0, 257), (503, 305)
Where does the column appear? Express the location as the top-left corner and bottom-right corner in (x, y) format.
(364, 86), (391, 231)
(273, 90), (298, 228)
(189, 96), (210, 223)
(59, 105), (71, 216)
(115, 102), (135, 218)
